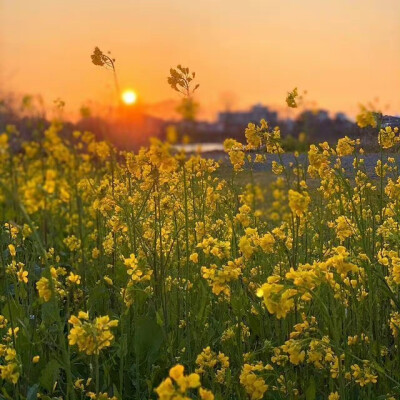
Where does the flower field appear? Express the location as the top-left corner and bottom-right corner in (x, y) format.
(1, 115), (400, 400)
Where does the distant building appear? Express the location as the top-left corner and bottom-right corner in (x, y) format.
(298, 109), (330, 123)
(165, 104), (279, 143)
(218, 104), (278, 133)
(381, 115), (400, 129)
(195, 121), (224, 134)
(315, 110), (329, 122)
(334, 112), (349, 122)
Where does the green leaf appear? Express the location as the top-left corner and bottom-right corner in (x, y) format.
(112, 384), (121, 399)
(41, 301), (59, 324)
(305, 376), (316, 400)
(135, 316), (163, 366)
(39, 359), (60, 392)
(2, 298), (23, 322)
(156, 310), (164, 327)
(27, 384), (40, 400)
(87, 284), (109, 314)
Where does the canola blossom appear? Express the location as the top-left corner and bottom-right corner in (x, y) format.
(0, 114), (400, 400)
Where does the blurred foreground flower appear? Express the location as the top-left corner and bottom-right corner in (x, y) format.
(286, 87), (299, 108)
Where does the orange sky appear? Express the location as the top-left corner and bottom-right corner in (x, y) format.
(1, 0), (399, 120)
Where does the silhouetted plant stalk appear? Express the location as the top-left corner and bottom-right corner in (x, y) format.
(91, 47), (121, 103)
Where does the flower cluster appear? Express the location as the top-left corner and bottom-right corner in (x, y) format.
(68, 312), (118, 355)
(155, 365), (214, 400)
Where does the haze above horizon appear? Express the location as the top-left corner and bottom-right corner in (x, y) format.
(0, 0), (399, 120)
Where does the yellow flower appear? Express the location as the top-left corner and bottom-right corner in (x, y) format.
(166, 125), (178, 144)
(189, 253), (199, 263)
(326, 246), (358, 276)
(259, 233), (275, 253)
(299, 132), (307, 143)
(201, 258), (243, 298)
(240, 363), (268, 400)
(169, 364), (185, 381)
(17, 268), (28, 284)
(74, 378), (85, 390)
(123, 253), (152, 284)
(36, 277), (52, 302)
(92, 247), (100, 259)
(68, 313), (118, 355)
(281, 339), (305, 365)
(224, 139), (245, 171)
(63, 235), (81, 252)
(195, 347), (229, 383)
(356, 105), (377, 128)
(239, 236), (255, 259)
(0, 363), (20, 384)
(199, 388), (214, 400)
(104, 276), (113, 285)
(390, 312), (400, 337)
(257, 276), (297, 319)
(272, 161), (284, 175)
(351, 362), (378, 387)
(245, 123), (262, 149)
(155, 377), (175, 400)
(155, 364), (207, 400)
(68, 272), (81, 285)
(378, 126), (397, 149)
(335, 216), (355, 242)
(5, 348), (16, 361)
(32, 355), (40, 363)
(288, 189), (310, 217)
(8, 244), (16, 257)
(336, 136), (355, 156)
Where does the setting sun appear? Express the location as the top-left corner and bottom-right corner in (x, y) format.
(122, 90), (137, 105)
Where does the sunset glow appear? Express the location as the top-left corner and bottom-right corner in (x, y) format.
(1, 0), (399, 118)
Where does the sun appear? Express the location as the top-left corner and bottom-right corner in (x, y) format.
(122, 90), (137, 105)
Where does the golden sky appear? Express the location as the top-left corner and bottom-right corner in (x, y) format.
(1, 0), (399, 120)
